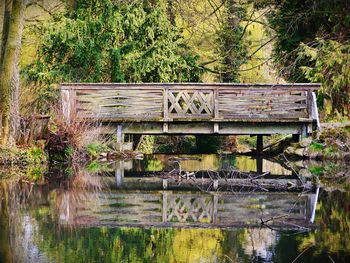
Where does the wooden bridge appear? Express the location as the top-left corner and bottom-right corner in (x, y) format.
(60, 83), (320, 148)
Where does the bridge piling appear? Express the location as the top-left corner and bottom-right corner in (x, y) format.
(256, 135), (263, 153)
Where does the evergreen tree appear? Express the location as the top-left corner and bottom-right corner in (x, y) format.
(24, 0), (203, 113)
(255, 0), (350, 115)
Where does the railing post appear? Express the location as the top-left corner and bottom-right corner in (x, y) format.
(163, 87), (169, 133)
(213, 87), (220, 133)
(163, 87), (169, 121)
(61, 86), (77, 124)
(311, 92), (321, 130)
(69, 88), (77, 122)
(214, 87), (219, 119)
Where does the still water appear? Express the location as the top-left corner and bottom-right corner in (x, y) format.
(0, 154), (349, 263)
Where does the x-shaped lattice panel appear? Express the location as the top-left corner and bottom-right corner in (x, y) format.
(167, 90), (214, 118)
(167, 197), (213, 223)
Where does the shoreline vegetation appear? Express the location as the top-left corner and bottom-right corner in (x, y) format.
(1, 115), (350, 187)
(1, 116), (350, 164)
(283, 124), (350, 162)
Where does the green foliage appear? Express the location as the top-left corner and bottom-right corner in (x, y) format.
(85, 161), (111, 173)
(24, 0), (203, 113)
(309, 166), (324, 176)
(26, 147), (47, 164)
(155, 136), (196, 153)
(323, 146), (339, 159)
(216, 0), (247, 82)
(64, 145), (74, 158)
(0, 146), (47, 165)
(237, 135), (256, 148)
(309, 142), (324, 152)
(257, 0), (350, 82)
(300, 40), (350, 115)
(138, 135), (155, 154)
(85, 142), (108, 158)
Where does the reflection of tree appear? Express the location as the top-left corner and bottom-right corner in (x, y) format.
(299, 190), (350, 256)
(273, 190), (350, 262)
(170, 229), (223, 262)
(0, 181), (13, 262)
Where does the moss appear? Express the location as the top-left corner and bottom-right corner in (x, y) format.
(309, 142), (324, 152)
(27, 147), (47, 163)
(309, 166), (324, 176)
(323, 146), (339, 159)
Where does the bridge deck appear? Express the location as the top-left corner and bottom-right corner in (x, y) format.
(60, 83), (320, 136)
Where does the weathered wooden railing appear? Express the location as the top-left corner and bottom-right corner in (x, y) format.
(60, 83), (320, 136)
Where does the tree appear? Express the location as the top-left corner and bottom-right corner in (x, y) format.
(0, 0), (25, 145)
(216, 0), (247, 82)
(24, 0), (203, 113)
(300, 40), (350, 116)
(254, 0), (350, 116)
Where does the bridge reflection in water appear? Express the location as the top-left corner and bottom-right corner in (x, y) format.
(58, 190), (316, 229)
(57, 155), (316, 229)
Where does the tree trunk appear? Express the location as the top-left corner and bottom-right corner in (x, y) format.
(0, 0), (25, 145)
(1, 0), (12, 66)
(0, 1), (4, 54)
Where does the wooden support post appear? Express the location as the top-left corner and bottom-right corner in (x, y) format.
(116, 124), (124, 149)
(213, 123), (219, 133)
(256, 135), (263, 153)
(163, 123), (168, 133)
(213, 194), (218, 224)
(311, 92), (321, 131)
(256, 156), (263, 174)
(213, 179), (218, 190)
(115, 160), (124, 188)
(162, 179), (168, 189)
(162, 191), (167, 223)
(301, 124), (308, 139)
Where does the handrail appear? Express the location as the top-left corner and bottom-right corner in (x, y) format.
(60, 83), (320, 123)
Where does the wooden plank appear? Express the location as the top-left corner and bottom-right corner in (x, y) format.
(61, 83), (321, 91)
(163, 87), (169, 121)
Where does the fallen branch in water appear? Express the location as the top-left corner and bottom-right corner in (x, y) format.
(156, 167), (310, 193)
(260, 214), (289, 225)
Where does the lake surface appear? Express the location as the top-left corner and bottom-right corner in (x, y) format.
(1, 154), (350, 262)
